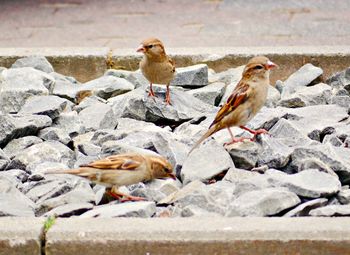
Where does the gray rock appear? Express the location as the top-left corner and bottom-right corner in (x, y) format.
(53, 111), (86, 137)
(268, 169), (341, 198)
(337, 188), (350, 204)
(0, 178), (35, 217)
(79, 76), (134, 100)
(8, 141), (75, 171)
(181, 139), (234, 184)
(227, 187), (300, 217)
(44, 202), (94, 217)
(51, 72), (80, 101)
(289, 144), (350, 183)
(27, 161), (69, 176)
(279, 83), (332, 108)
(257, 136), (293, 169)
(38, 127), (71, 145)
(112, 87), (217, 123)
(11, 56), (54, 73)
(330, 95), (350, 108)
(78, 142), (101, 156)
(101, 141), (159, 157)
(209, 66), (244, 86)
(309, 204), (350, 216)
(79, 201), (156, 218)
(19, 95), (70, 119)
(79, 103), (117, 131)
(223, 167), (260, 182)
(74, 95), (107, 113)
(0, 169), (29, 183)
(181, 205), (222, 217)
(105, 69), (149, 88)
(327, 66), (350, 93)
(323, 134), (343, 147)
(281, 63), (323, 97)
(171, 64), (208, 87)
(283, 198), (328, 217)
(3, 136), (43, 158)
(226, 141), (261, 170)
(0, 67), (53, 113)
(0, 114), (51, 147)
(186, 82), (225, 106)
(0, 149), (10, 170)
(265, 86), (281, 107)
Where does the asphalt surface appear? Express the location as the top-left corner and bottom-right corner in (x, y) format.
(1, 0), (350, 49)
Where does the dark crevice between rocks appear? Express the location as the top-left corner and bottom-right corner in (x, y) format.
(41, 216), (56, 255)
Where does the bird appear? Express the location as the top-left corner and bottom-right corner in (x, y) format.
(189, 56), (277, 153)
(137, 37), (175, 105)
(47, 153), (175, 202)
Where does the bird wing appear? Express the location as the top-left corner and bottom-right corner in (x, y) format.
(80, 153), (144, 171)
(209, 81), (250, 128)
(168, 57), (176, 73)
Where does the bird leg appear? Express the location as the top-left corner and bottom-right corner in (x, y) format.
(224, 127), (251, 145)
(239, 126), (268, 140)
(107, 188), (146, 202)
(165, 84), (171, 105)
(148, 83), (156, 97)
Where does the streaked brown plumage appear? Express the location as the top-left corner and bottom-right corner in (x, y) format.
(189, 56), (277, 153)
(47, 153), (175, 201)
(137, 38), (175, 105)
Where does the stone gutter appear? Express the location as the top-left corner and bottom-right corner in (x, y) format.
(0, 46), (349, 83)
(1, 217), (350, 255)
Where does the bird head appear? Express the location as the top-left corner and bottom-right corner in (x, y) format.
(136, 37), (166, 59)
(148, 156), (176, 180)
(242, 56), (277, 79)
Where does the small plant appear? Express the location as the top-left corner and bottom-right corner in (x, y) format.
(44, 216), (56, 233)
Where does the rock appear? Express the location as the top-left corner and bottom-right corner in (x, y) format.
(77, 142), (101, 156)
(181, 205), (222, 217)
(171, 64), (208, 87)
(74, 95), (107, 113)
(265, 86), (281, 107)
(326, 66), (350, 93)
(101, 141), (159, 157)
(209, 66), (244, 86)
(0, 178), (35, 217)
(38, 127), (71, 145)
(78, 76), (134, 100)
(226, 141), (261, 170)
(283, 198), (328, 217)
(309, 204), (350, 216)
(19, 95), (70, 119)
(11, 56), (54, 73)
(323, 134), (343, 147)
(289, 144), (350, 184)
(44, 203), (94, 217)
(53, 111), (85, 137)
(159, 180), (206, 204)
(79, 103), (117, 131)
(268, 169), (341, 198)
(0, 169), (29, 183)
(330, 95), (350, 108)
(257, 136), (293, 169)
(279, 83), (332, 108)
(105, 69), (149, 88)
(181, 139), (234, 184)
(79, 201), (156, 218)
(8, 141), (75, 171)
(268, 118), (313, 147)
(27, 161), (69, 176)
(51, 72), (80, 101)
(281, 63), (323, 97)
(0, 67), (54, 113)
(112, 87), (217, 124)
(186, 82), (225, 106)
(337, 188), (350, 204)
(0, 114), (52, 147)
(226, 187), (300, 217)
(223, 167), (260, 182)
(3, 136), (43, 158)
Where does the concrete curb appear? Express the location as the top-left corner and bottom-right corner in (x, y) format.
(1, 217), (350, 255)
(1, 46), (349, 83)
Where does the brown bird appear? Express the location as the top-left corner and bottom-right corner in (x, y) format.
(189, 56), (277, 153)
(47, 153), (175, 202)
(137, 38), (175, 105)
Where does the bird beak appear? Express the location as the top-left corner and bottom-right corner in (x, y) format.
(167, 172), (177, 180)
(136, 44), (145, 53)
(265, 60), (278, 69)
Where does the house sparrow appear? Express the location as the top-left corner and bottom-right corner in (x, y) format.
(47, 153), (175, 202)
(137, 38), (175, 105)
(189, 56), (277, 153)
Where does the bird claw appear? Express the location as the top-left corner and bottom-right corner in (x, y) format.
(120, 195), (147, 202)
(224, 137), (251, 146)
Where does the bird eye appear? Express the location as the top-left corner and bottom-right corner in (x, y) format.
(148, 45), (153, 49)
(254, 65), (263, 70)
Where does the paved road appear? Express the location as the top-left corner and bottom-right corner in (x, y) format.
(1, 0), (349, 49)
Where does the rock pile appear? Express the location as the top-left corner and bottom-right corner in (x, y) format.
(0, 56), (349, 218)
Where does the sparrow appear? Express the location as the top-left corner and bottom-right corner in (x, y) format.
(189, 56), (277, 153)
(47, 153), (175, 202)
(137, 37), (175, 105)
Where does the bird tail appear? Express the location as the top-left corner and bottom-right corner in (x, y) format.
(45, 167), (93, 176)
(189, 125), (219, 154)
